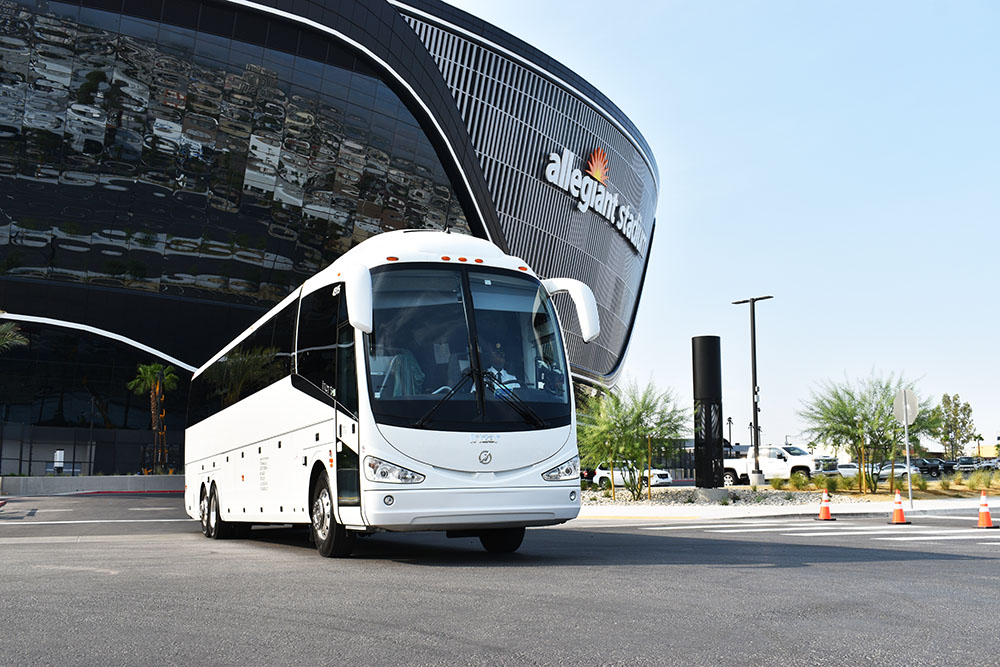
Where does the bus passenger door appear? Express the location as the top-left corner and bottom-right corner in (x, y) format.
(336, 411), (359, 507)
(297, 282), (362, 522)
(334, 290), (361, 513)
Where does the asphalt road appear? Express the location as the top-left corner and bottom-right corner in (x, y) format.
(2, 494), (999, 666)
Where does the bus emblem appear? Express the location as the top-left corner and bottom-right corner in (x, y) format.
(478, 451), (492, 465)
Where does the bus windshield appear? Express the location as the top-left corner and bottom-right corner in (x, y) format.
(366, 264), (571, 431)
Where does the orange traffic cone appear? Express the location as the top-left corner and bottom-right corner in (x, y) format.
(814, 489), (835, 521)
(978, 491), (998, 529)
(888, 490), (910, 525)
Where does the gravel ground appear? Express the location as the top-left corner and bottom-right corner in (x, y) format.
(581, 486), (874, 507)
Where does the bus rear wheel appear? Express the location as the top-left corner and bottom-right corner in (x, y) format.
(200, 487), (213, 538)
(311, 472), (352, 558)
(209, 484), (234, 539)
(479, 527), (525, 554)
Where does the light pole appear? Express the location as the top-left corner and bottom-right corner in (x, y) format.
(733, 295), (773, 486)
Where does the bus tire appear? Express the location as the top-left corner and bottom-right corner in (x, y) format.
(311, 471), (352, 558)
(199, 485), (213, 538)
(479, 526), (525, 554)
(209, 483), (234, 539)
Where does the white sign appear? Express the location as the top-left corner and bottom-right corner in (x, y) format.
(542, 148), (648, 254)
(893, 388), (918, 426)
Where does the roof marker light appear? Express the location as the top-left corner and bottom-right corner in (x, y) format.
(518, 266), (528, 271)
(458, 257), (467, 262)
(474, 258), (483, 263)
(387, 256), (399, 261)
(441, 256), (450, 261)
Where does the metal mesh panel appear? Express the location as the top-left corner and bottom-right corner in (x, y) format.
(405, 16), (658, 381)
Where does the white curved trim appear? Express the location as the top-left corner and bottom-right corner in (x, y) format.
(391, 0), (660, 194)
(0, 313), (197, 372)
(224, 0), (494, 244)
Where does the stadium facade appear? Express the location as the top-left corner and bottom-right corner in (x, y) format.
(0, 0), (658, 475)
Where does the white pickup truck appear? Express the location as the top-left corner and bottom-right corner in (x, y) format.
(722, 445), (834, 486)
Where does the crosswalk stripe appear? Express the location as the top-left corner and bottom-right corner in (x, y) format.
(875, 531), (1000, 542)
(780, 529), (944, 537)
(643, 521), (792, 531)
(709, 524), (843, 533)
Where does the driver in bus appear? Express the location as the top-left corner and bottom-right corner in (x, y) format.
(484, 341), (520, 389)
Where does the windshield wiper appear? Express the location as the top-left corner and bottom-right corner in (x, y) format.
(483, 370), (546, 429)
(414, 370), (473, 429)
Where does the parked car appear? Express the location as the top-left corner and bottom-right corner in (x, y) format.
(580, 468), (596, 484)
(813, 456), (840, 477)
(956, 457), (978, 472)
(978, 458), (998, 471)
(927, 458), (956, 474)
(908, 457), (942, 478)
(875, 462), (921, 480)
(837, 462), (859, 478)
(594, 463), (673, 489)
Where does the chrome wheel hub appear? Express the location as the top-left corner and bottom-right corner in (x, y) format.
(312, 487), (331, 542)
(200, 494), (209, 533)
(208, 491), (218, 533)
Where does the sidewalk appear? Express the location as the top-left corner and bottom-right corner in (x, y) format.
(577, 496), (985, 522)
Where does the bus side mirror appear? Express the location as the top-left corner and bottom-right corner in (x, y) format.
(344, 263), (373, 333)
(541, 278), (600, 343)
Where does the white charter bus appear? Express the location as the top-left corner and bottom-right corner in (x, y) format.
(184, 230), (599, 556)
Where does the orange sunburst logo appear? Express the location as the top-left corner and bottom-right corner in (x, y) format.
(585, 148), (609, 184)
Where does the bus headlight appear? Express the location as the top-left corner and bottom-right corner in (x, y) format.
(542, 455), (579, 481)
(364, 456), (425, 484)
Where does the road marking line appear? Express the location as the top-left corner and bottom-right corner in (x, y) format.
(127, 507), (176, 511)
(644, 522), (794, 531)
(781, 529), (943, 537)
(708, 525), (844, 533)
(875, 532), (1000, 542)
(0, 518), (195, 526)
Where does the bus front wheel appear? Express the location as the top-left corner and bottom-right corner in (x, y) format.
(479, 526), (525, 554)
(311, 471), (353, 558)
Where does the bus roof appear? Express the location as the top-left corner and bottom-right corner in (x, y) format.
(300, 230), (534, 298)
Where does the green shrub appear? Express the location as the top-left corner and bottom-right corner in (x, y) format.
(770, 477), (786, 490)
(719, 497), (730, 506)
(601, 489), (611, 498)
(967, 470), (990, 491)
(823, 475), (840, 493)
(947, 472), (964, 487)
(912, 474), (928, 491)
(789, 472), (810, 490)
(783, 491), (794, 500)
(940, 477), (951, 491)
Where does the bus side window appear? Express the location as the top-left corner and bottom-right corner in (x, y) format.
(297, 287), (340, 399)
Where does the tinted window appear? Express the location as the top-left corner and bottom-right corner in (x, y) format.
(187, 299), (296, 426)
(296, 284), (356, 416)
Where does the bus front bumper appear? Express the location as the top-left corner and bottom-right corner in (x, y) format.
(359, 485), (581, 532)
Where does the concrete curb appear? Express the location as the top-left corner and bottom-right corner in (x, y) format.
(577, 497), (986, 521)
(0, 475), (185, 497)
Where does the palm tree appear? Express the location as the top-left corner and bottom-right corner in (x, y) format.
(0, 316), (28, 354)
(127, 363), (180, 473)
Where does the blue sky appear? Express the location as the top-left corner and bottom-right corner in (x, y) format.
(446, 1), (999, 451)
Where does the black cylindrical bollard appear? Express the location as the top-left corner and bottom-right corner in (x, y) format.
(692, 336), (724, 488)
